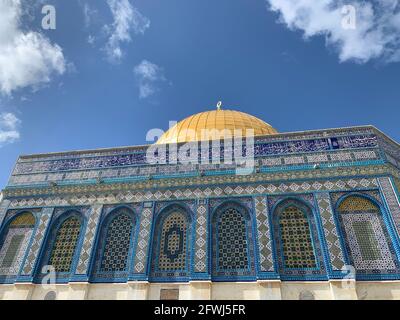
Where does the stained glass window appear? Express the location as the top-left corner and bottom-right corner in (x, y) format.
(100, 213), (134, 272)
(48, 216), (81, 273)
(279, 205), (316, 269)
(216, 207), (249, 270)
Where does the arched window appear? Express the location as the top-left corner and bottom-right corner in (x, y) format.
(100, 213), (134, 272)
(0, 212), (35, 275)
(272, 198), (325, 278)
(279, 205), (316, 269)
(211, 203), (255, 280)
(217, 207), (249, 270)
(150, 206), (191, 281)
(337, 195), (397, 272)
(91, 208), (136, 281)
(158, 212), (187, 271)
(48, 216), (82, 273)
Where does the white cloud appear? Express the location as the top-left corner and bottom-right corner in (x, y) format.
(104, 0), (150, 63)
(0, 0), (66, 95)
(0, 112), (20, 146)
(82, 2), (97, 28)
(266, 0), (400, 63)
(134, 60), (166, 99)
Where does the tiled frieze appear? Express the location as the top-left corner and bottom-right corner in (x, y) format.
(316, 193), (346, 271)
(8, 148), (383, 187)
(11, 134), (378, 177)
(194, 199), (208, 273)
(21, 207), (54, 276)
(133, 203), (153, 274)
(378, 136), (400, 166)
(4, 164), (395, 201)
(254, 196), (274, 272)
(6, 177), (379, 209)
(14, 127), (376, 166)
(75, 204), (103, 275)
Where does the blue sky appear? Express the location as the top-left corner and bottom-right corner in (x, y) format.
(0, 0), (400, 188)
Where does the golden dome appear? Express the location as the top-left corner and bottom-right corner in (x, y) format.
(156, 109), (277, 144)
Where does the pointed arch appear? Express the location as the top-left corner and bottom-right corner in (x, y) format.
(0, 211), (36, 276)
(211, 201), (256, 280)
(150, 203), (192, 281)
(90, 206), (136, 282)
(36, 210), (84, 281)
(272, 198), (325, 279)
(278, 203), (316, 269)
(336, 194), (398, 273)
(48, 215), (82, 273)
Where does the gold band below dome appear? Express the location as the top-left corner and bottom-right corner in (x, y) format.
(156, 109), (277, 144)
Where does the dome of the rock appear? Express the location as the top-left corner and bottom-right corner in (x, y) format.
(156, 108), (277, 144)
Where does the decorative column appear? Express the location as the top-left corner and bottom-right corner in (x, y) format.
(131, 202), (154, 279)
(254, 196), (275, 274)
(193, 199), (208, 278)
(74, 204), (103, 278)
(315, 193), (346, 273)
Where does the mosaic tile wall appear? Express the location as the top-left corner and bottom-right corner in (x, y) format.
(4, 125), (400, 284)
(5, 177), (380, 209)
(2, 173), (400, 283)
(0, 189), (400, 282)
